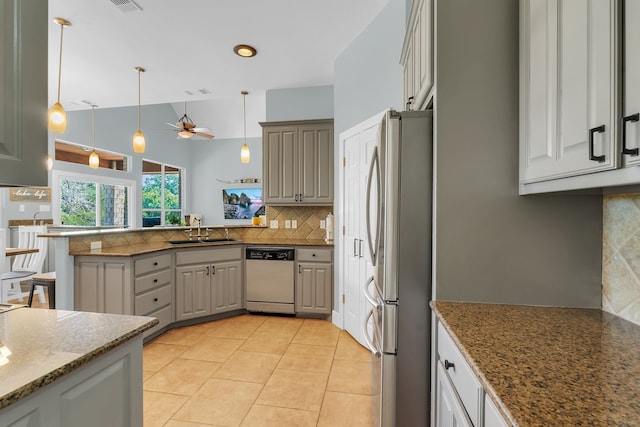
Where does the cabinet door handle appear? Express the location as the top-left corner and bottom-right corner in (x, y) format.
(353, 238), (358, 258)
(206, 266), (210, 275)
(359, 239), (364, 259)
(211, 266), (215, 275)
(153, 262), (158, 266)
(589, 125), (606, 162)
(299, 265), (302, 274)
(295, 194), (299, 202)
(153, 297), (158, 302)
(444, 360), (455, 370)
(153, 279), (158, 283)
(622, 113), (640, 156)
(299, 194), (302, 202)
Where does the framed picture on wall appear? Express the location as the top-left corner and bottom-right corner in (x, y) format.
(222, 188), (263, 220)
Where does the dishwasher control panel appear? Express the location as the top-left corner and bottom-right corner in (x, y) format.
(245, 247), (295, 261)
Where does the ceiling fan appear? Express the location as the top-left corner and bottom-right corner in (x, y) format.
(166, 102), (215, 140)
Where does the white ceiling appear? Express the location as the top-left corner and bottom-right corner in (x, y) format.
(48, 0), (391, 134)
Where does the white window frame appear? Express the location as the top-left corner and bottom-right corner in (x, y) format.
(141, 160), (185, 226)
(52, 170), (137, 227)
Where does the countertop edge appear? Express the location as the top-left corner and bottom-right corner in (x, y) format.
(430, 301), (518, 427)
(0, 316), (158, 411)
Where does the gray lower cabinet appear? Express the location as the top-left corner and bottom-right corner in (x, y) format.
(0, 0), (48, 187)
(0, 337), (144, 426)
(74, 252), (174, 338)
(175, 246), (243, 321)
(295, 248), (333, 314)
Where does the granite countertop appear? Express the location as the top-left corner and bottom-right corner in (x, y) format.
(0, 308), (157, 410)
(431, 301), (640, 426)
(70, 238), (333, 257)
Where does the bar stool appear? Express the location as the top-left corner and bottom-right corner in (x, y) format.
(28, 272), (55, 308)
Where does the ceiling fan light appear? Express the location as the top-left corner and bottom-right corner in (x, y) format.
(178, 130), (194, 139)
(89, 150), (100, 169)
(133, 130), (146, 153)
(234, 44), (257, 58)
(48, 102), (67, 133)
(240, 143), (250, 163)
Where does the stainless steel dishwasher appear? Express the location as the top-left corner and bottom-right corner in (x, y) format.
(245, 247), (295, 314)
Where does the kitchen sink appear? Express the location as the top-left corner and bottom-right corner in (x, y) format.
(168, 238), (242, 245)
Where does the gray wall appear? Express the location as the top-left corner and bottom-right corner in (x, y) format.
(433, 0), (602, 308)
(266, 86), (334, 121)
(189, 136), (262, 225)
(334, 0), (405, 138)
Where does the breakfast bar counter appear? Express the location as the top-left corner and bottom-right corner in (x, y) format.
(431, 301), (640, 426)
(0, 307), (157, 424)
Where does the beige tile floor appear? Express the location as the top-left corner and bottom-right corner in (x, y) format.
(143, 314), (374, 427)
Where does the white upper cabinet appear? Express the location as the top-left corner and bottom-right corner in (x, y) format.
(401, 0), (433, 110)
(623, 1), (640, 167)
(520, 0), (618, 186)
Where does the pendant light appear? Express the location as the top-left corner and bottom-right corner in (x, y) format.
(240, 91), (250, 163)
(89, 105), (100, 169)
(132, 66), (146, 153)
(48, 17), (72, 134)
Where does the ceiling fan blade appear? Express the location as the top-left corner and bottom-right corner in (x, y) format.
(166, 122), (181, 129)
(192, 127), (212, 133)
(195, 132), (215, 139)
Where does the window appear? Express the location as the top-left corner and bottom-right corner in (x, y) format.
(142, 161), (184, 227)
(53, 172), (134, 226)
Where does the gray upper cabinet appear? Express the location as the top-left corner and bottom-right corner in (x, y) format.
(0, 0), (48, 187)
(400, 0), (433, 110)
(261, 119), (334, 205)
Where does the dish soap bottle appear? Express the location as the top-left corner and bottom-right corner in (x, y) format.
(325, 213), (334, 242)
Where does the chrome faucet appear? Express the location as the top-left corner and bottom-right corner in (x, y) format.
(33, 211), (44, 225)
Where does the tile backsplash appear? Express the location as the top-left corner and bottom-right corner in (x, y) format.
(603, 194), (640, 326)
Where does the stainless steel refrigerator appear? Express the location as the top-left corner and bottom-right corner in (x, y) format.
(362, 109), (432, 427)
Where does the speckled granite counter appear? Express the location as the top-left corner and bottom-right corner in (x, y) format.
(431, 301), (640, 426)
(69, 238), (332, 256)
(0, 307), (157, 410)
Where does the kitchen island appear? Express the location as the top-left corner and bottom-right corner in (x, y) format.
(0, 307), (157, 426)
(431, 301), (640, 426)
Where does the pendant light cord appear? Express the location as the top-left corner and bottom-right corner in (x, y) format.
(137, 69), (141, 129)
(92, 105), (95, 148)
(56, 24), (65, 103)
(243, 93), (247, 143)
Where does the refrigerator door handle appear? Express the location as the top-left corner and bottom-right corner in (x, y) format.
(365, 145), (381, 266)
(362, 276), (380, 309)
(362, 308), (381, 357)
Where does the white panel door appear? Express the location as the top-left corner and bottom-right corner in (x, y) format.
(343, 132), (363, 344)
(623, 1), (640, 166)
(520, 0), (617, 183)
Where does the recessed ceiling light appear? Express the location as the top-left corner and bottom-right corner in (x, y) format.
(233, 44), (257, 58)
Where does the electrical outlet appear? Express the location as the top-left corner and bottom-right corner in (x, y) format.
(320, 219), (326, 229)
(291, 220), (297, 229)
(19, 205), (25, 212)
(270, 220), (279, 229)
(90, 241), (102, 251)
(285, 220), (291, 229)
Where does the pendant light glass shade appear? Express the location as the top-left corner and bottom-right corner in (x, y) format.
(89, 105), (100, 169)
(48, 18), (71, 134)
(133, 67), (146, 153)
(240, 91), (250, 163)
(46, 155), (53, 171)
(89, 151), (100, 169)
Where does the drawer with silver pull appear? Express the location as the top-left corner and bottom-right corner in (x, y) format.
(135, 284), (172, 315)
(437, 321), (483, 426)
